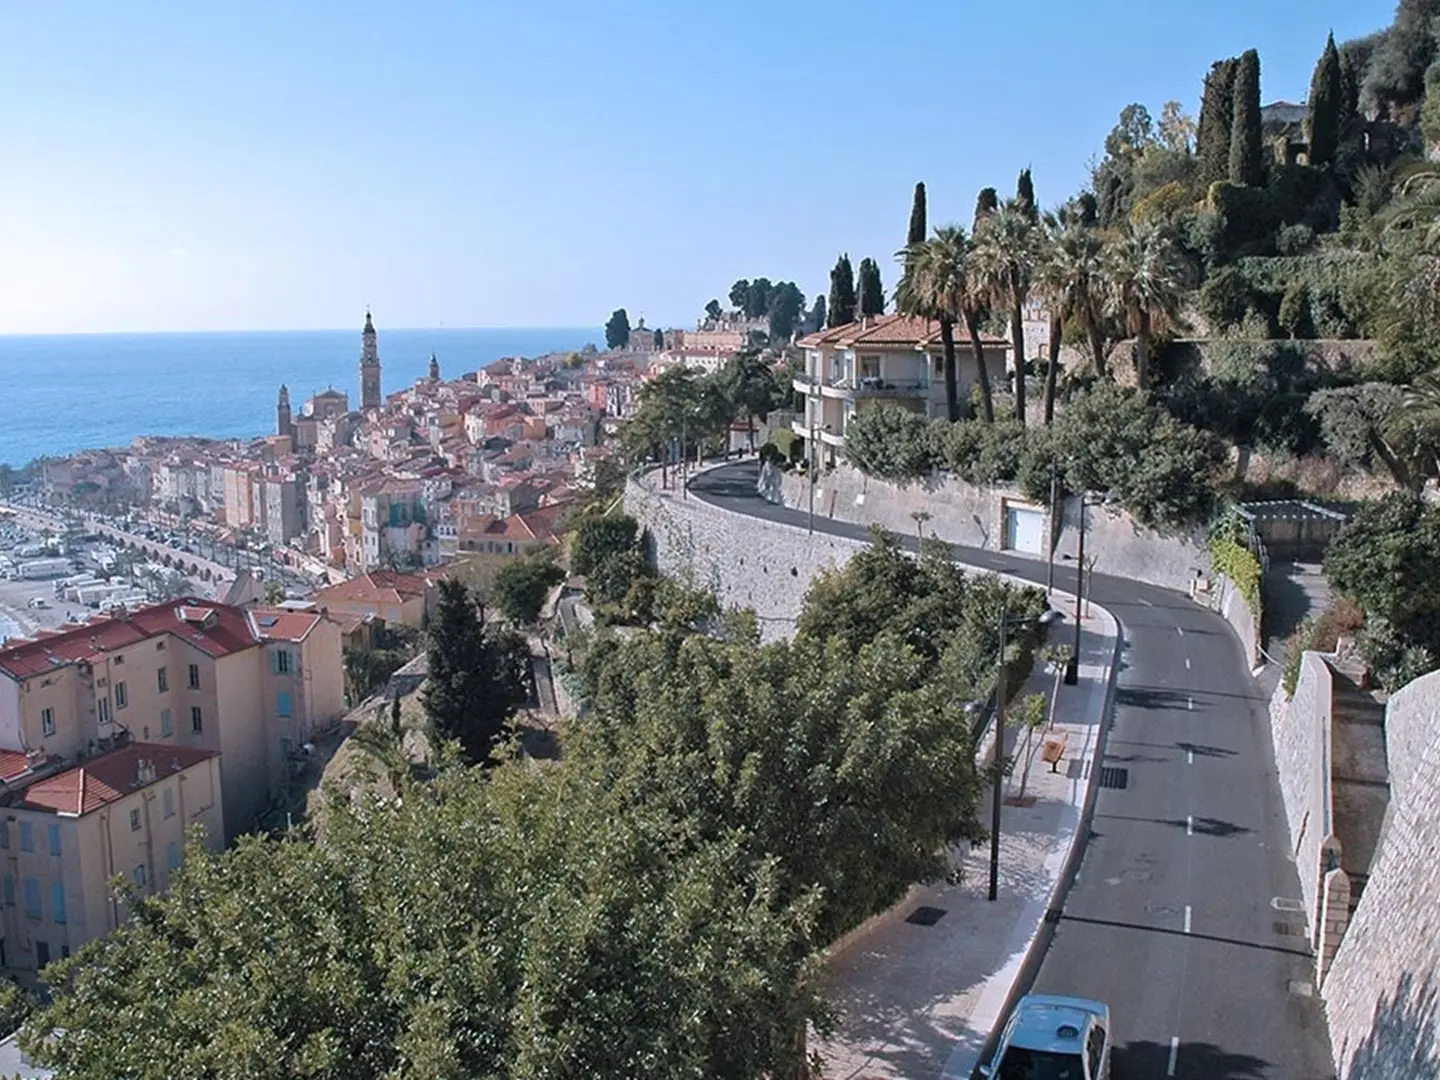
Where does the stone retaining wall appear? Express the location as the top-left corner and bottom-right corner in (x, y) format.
(761, 463), (1211, 595)
(1321, 667), (1440, 1078)
(1270, 651), (1334, 946)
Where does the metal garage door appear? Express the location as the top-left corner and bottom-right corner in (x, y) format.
(1005, 505), (1046, 555)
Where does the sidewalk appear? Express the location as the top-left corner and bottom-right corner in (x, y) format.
(811, 591), (1120, 1080)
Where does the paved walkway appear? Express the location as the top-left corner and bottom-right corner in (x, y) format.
(811, 593), (1119, 1080)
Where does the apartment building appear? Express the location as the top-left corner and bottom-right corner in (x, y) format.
(0, 599), (344, 845)
(0, 743), (223, 975)
(792, 314), (1009, 456)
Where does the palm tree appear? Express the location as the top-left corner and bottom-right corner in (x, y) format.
(972, 200), (1045, 425)
(895, 226), (988, 422)
(722, 349), (780, 452)
(1037, 216), (1109, 422)
(1102, 221), (1187, 391)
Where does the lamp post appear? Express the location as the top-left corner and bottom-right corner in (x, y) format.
(1062, 490), (1111, 686)
(1046, 461), (1059, 596)
(807, 422), (831, 535)
(990, 606), (1061, 901)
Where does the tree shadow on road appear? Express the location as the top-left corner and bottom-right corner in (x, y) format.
(1113, 1038), (1270, 1079)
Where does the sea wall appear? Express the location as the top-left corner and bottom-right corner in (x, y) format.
(760, 463), (1211, 595)
(1321, 668), (1440, 1079)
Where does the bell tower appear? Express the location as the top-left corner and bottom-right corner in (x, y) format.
(276, 384), (293, 439)
(360, 309), (382, 410)
(428, 353), (440, 382)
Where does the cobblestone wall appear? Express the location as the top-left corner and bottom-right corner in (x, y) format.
(1318, 669), (1440, 1079)
(762, 464), (1211, 594)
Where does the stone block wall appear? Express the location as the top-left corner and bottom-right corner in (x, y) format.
(625, 475), (867, 641)
(1269, 651), (1333, 940)
(762, 464), (1211, 595)
(1318, 668), (1440, 1078)
(1214, 574), (1261, 669)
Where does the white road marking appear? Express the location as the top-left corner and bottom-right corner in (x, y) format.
(1167, 1036), (1180, 1075)
(1184, 905), (1192, 933)
(1139, 597), (1154, 607)
(1185, 657), (1192, 670)
(1187, 748), (1194, 765)
(1186, 815), (1194, 837)
(1177, 625), (1185, 637)
(1187, 696), (1194, 711)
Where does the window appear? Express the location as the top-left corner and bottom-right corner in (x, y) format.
(161, 708), (172, 738)
(40, 707), (54, 737)
(191, 706), (203, 733)
(272, 650), (293, 675)
(51, 882), (65, 925)
(157, 666), (168, 693)
(23, 877), (40, 920)
(0, 823), (8, 849)
(35, 942), (48, 969)
(114, 681), (128, 709)
(156, 639), (166, 651)
(129, 808), (141, 832)
(61, 945), (69, 959)
(187, 663), (200, 689)
(134, 865), (147, 888)
(47, 824), (60, 856)
(1, 876), (11, 906)
(113, 654), (124, 666)
(163, 788), (175, 819)
(166, 841), (181, 871)
(19, 822), (33, 853)
(277, 691), (292, 718)
(98, 697), (111, 725)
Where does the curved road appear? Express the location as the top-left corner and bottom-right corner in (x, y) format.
(690, 462), (1334, 1080)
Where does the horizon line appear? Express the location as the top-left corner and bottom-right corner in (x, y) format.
(0, 325), (605, 339)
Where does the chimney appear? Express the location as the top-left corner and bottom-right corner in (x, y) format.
(136, 758), (155, 785)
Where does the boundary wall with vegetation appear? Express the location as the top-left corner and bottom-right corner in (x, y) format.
(758, 463), (1213, 595)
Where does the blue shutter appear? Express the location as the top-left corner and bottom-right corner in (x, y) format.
(24, 877), (40, 919)
(19, 822), (33, 853)
(47, 824), (60, 856)
(51, 882), (65, 924)
(277, 691), (292, 718)
(167, 842), (181, 870)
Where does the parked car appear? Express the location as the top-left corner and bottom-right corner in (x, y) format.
(979, 994), (1111, 1080)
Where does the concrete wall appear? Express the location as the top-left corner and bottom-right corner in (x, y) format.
(1321, 668), (1440, 1079)
(1213, 574), (1261, 669)
(760, 464), (1211, 594)
(1270, 651), (1333, 944)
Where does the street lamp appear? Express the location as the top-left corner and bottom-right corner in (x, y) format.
(989, 605), (1062, 902)
(1063, 490), (1113, 685)
(807, 422), (832, 535)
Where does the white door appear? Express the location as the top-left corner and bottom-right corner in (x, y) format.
(1006, 506), (1046, 555)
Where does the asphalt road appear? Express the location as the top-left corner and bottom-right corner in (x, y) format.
(688, 462), (1335, 1080)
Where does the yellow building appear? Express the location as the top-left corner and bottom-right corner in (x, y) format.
(311, 570), (439, 631)
(0, 743), (222, 975)
(0, 599), (346, 846)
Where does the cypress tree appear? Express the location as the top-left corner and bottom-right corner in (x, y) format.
(1016, 168), (1038, 221)
(1197, 58), (1238, 187)
(857, 258), (885, 317)
(1339, 46), (1361, 127)
(1307, 33), (1342, 167)
(973, 187), (999, 230)
(826, 254), (857, 328)
(907, 182), (927, 246)
(1229, 49), (1264, 187)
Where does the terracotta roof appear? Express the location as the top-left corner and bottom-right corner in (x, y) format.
(795, 313), (1005, 350)
(19, 743), (218, 817)
(482, 500), (575, 543)
(0, 751), (40, 784)
(313, 571), (434, 607)
(0, 599), (259, 680)
(248, 608), (324, 643)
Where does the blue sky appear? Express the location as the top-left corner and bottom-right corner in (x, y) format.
(0, 0), (1394, 334)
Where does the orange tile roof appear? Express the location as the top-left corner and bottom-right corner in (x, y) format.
(795, 312), (1005, 350)
(19, 743), (218, 817)
(312, 570), (434, 607)
(0, 599), (259, 680)
(249, 608), (324, 643)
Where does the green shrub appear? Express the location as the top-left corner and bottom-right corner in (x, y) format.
(1275, 223), (1316, 255)
(1198, 266), (1253, 331)
(1206, 508), (1262, 613)
(942, 420), (1027, 485)
(842, 406), (940, 481)
(1208, 181), (1282, 255)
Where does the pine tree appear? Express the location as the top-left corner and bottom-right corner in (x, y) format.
(604, 308), (631, 350)
(857, 258), (885, 317)
(907, 182), (927, 246)
(1197, 58), (1238, 187)
(973, 187), (999, 230)
(826, 254), (857, 328)
(1307, 33), (1342, 167)
(1229, 49), (1264, 187)
(422, 579), (529, 764)
(1016, 168), (1038, 221)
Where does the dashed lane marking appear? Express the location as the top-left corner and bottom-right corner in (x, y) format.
(1185, 657), (1192, 670)
(1186, 815), (1194, 837)
(1184, 905), (1192, 934)
(1176, 626), (1185, 637)
(1167, 1036), (1180, 1076)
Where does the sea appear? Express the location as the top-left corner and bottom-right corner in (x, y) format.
(0, 327), (602, 468)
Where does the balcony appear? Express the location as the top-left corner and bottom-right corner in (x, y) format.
(790, 420), (847, 448)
